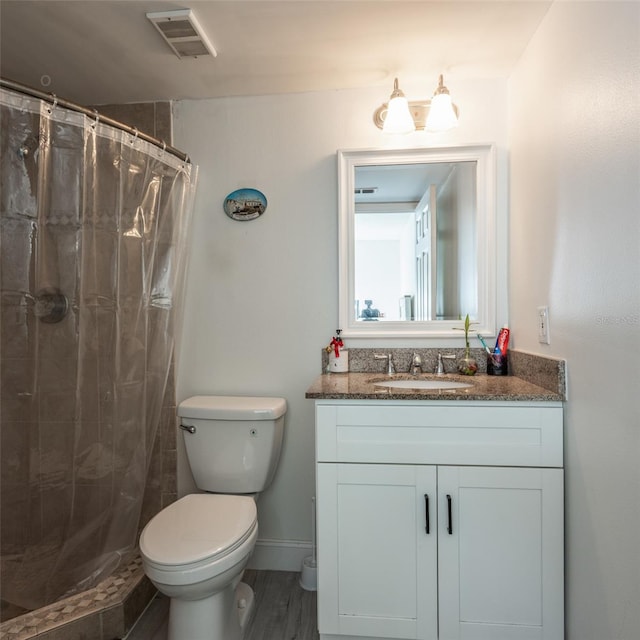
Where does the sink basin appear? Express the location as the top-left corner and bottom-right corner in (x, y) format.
(373, 378), (473, 391)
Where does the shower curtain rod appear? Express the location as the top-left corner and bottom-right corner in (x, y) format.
(1, 77), (190, 163)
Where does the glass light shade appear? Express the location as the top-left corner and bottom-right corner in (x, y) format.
(425, 92), (458, 132)
(383, 95), (416, 134)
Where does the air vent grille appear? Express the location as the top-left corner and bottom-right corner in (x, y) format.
(156, 20), (197, 39)
(354, 187), (378, 195)
(147, 9), (217, 59)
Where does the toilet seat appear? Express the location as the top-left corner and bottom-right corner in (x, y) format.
(140, 494), (257, 569)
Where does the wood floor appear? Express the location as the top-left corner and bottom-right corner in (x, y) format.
(125, 570), (319, 640)
(244, 570), (319, 640)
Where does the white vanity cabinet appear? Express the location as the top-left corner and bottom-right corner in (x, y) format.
(314, 401), (564, 640)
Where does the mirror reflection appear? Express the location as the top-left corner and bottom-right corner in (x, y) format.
(354, 161), (476, 322)
(338, 145), (496, 337)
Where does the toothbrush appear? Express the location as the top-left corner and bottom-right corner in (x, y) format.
(478, 335), (498, 364)
(477, 334), (491, 355)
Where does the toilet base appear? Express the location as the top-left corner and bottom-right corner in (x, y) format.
(167, 581), (255, 640)
(236, 581), (255, 631)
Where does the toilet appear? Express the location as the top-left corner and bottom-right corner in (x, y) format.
(139, 395), (286, 640)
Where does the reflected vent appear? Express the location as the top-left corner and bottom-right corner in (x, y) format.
(354, 187), (378, 195)
(146, 9), (217, 59)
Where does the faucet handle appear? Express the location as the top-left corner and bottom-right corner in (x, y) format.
(388, 353), (396, 374)
(435, 352), (455, 375)
(374, 353), (395, 374)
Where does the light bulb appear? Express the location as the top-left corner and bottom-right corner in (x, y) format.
(425, 75), (459, 132)
(382, 78), (416, 134)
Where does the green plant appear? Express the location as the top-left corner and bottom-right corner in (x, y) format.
(454, 314), (479, 375)
(455, 313), (476, 357)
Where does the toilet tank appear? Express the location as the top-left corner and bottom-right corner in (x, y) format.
(178, 395), (286, 494)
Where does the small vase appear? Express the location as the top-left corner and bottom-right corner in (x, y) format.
(457, 354), (478, 376)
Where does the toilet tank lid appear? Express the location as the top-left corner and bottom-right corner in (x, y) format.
(178, 395), (287, 420)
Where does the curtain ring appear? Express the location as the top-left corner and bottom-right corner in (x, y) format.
(47, 94), (58, 114)
(92, 109), (99, 129)
(161, 141), (167, 154)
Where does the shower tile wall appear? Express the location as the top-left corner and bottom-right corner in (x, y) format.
(0, 101), (177, 621)
(140, 363), (178, 531)
(82, 100), (178, 529)
(91, 102), (172, 146)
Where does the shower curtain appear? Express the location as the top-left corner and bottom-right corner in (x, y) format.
(0, 86), (196, 611)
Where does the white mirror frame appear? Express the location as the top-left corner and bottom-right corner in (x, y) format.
(338, 144), (497, 338)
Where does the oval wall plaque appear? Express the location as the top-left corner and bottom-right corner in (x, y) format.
(223, 188), (267, 221)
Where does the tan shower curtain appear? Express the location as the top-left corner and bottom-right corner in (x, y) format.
(0, 86), (196, 610)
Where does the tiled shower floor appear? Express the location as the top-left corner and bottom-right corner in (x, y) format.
(0, 603), (29, 625)
(0, 551), (154, 640)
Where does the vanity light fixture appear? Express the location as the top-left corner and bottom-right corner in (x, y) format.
(146, 9), (217, 59)
(425, 74), (459, 131)
(373, 74), (459, 133)
(380, 78), (415, 134)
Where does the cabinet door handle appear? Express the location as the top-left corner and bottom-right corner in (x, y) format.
(446, 494), (453, 534)
(424, 494), (430, 534)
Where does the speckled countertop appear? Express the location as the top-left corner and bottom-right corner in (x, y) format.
(307, 348), (566, 402)
(305, 373), (563, 402)
(305, 371), (564, 402)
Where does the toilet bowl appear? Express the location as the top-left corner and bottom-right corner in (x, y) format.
(139, 395), (287, 640)
(140, 494), (258, 640)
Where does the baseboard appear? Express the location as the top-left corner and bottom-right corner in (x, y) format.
(246, 538), (313, 572)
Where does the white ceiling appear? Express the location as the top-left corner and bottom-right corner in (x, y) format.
(0, 0), (552, 106)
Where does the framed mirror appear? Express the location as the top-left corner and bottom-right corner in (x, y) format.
(338, 144), (496, 337)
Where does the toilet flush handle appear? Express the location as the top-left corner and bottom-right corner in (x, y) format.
(180, 423), (196, 434)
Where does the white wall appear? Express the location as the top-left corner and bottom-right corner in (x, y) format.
(508, 2), (640, 638)
(173, 78), (508, 563)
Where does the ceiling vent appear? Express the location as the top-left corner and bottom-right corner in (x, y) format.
(354, 187), (378, 195)
(146, 9), (217, 59)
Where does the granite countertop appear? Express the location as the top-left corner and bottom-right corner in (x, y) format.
(305, 372), (564, 402)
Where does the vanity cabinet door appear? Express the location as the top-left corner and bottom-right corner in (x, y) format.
(317, 463), (438, 640)
(437, 466), (564, 640)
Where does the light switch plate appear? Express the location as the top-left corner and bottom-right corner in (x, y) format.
(538, 306), (550, 344)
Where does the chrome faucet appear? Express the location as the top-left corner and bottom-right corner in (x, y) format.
(374, 353), (396, 375)
(410, 352), (423, 375)
(435, 353), (456, 375)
